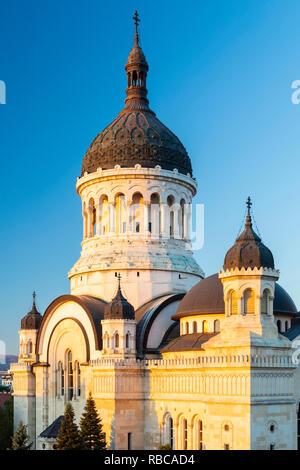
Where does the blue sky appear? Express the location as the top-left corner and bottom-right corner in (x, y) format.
(1, 0), (300, 354)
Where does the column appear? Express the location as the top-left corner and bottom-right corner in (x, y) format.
(143, 202), (151, 236)
(160, 203), (169, 239)
(173, 204), (180, 239)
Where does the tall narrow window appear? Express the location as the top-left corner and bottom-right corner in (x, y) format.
(230, 291), (238, 315)
(115, 333), (119, 348)
(167, 195), (175, 238)
(67, 350), (73, 401)
(128, 432), (132, 450)
(261, 290), (269, 314)
(58, 362), (63, 397)
(198, 420), (203, 450)
(183, 419), (188, 450)
(116, 194), (126, 234)
(150, 193), (160, 238)
(244, 289), (255, 314)
(27, 341), (32, 355)
(185, 322), (189, 334)
(60, 362), (64, 397)
(131, 193), (143, 234)
(169, 417), (174, 449)
(202, 320), (208, 333)
(277, 320), (282, 333)
(126, 333), (129, 349)
(100, 195), (109, 235)
(77, 362), (81, 397)
(214, 319), (220, 332)
(193, 321), (197, 333)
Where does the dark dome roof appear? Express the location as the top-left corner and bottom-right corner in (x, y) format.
(173, 273), (298, 319)
(21, 292), (42, 330)
(81, 110), (192, 176)
(223, 205), (274, 270)
(81, 21), (192, 177)
(104, 278), (135, 321)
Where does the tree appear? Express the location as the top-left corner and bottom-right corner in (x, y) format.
(0, 396), (13, 450)
(56, 402), (82, 450)
(11, 421), (32, 450)
(79, 393), (106, 450)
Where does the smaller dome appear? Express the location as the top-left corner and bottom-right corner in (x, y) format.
(223, 198), (274, 271)
(104, 276), (135, 320)
(21, 292), (42, 330)
(173, 274), (298, 320)
(127, 44), (148, 66)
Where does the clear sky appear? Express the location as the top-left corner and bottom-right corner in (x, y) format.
(1, 0), (300, 354)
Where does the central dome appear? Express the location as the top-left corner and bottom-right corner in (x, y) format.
(81, 110), (192, 176)
(81, 19), (192, 177)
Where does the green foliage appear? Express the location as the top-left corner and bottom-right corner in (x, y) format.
(11, 421), (32, 450)
(0, 385), (10, 393)
(56, 402), (83, 450)
(158, 444), (172, 450)
(79, 393), (106, 450)
(0, 396), (13, 450)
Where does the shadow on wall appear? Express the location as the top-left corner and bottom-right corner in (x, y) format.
(144, 384), (161, 450)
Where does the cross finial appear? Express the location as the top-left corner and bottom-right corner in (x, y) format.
(246, 196), (252, 214)
(32, 290), (36, 306)
(133, 10), (140, 44)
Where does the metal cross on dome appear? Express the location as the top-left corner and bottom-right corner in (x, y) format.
(133, 10), (140, 32)
(246, 196), (252, 214)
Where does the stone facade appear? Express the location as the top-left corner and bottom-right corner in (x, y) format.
(10, 13), (300, 451)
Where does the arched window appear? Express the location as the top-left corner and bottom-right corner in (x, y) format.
(88, 198), (96, 237)
(261, 289), (269, 314)
(67, 350), (73, 401)
(132, 70), (137, 87)
(100, 195), (109, 235)
(230, 290), (238, 315)
(193, 321), (197, 333)
(185, 322), (189, 335)
(115, 333), (119, 349)
(126, 333), (130, 349)
(116, 193), (127, 234)
(131, 192), (143, 234)
(150, 193), (161, 236)
(244, 289), (255, 314)
(202, 320), (208, 334)
(214, 319), (220, 333)
(164, 414), (174, 449)
(277, 320), (282, 333)
(180, 199), (185, 239)
(167, 195), (175, 238)
(27, 341), (32, 355)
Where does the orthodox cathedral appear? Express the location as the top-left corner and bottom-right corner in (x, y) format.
(11, 13), (300, 450)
